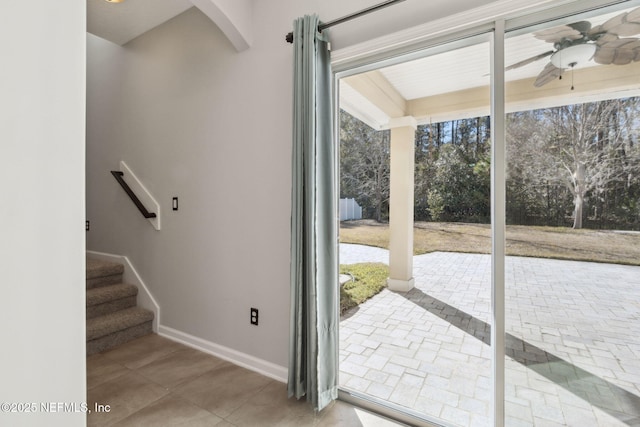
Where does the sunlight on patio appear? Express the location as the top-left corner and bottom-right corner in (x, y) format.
(339, 244), (640, 426)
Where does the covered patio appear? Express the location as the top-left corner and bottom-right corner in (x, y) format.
(339, 243), (640, 427)
(339, 4), (640, 292)
(336, 5), (640, 425)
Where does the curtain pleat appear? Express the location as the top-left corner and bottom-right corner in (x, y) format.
(288, 14), (338, 412)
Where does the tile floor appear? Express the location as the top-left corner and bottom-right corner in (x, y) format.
(87, 333), (408, 426)
(339, 243), (640, 427)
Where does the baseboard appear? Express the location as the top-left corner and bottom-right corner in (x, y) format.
(86, 250), (160, 333)
(86, 250), (288, 383)
(159, 325), (288, 383)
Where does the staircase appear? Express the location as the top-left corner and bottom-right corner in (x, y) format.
(86, 258), (154, 355)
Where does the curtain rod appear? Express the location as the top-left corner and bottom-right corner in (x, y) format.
(285, 0), (408, 43)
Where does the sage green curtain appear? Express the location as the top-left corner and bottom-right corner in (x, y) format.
(288, 14), (338, 412)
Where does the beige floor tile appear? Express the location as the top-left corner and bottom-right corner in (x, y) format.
(136, 347), (227, 389)
(225, 381), (322, 426)
(173, 362), (271, 418)
(87, 353), (131, 390)
(87, 370), (169, 426)
(110, 394), (223, 427)
(101, 334), (186, 369)
(87, 334), (415, 427)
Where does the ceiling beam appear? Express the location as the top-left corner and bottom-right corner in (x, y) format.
(408, 86), (490, 124)
(345, 61), (640, 127)
(504, 61), (640, 113)
(343, 71), (407, 119)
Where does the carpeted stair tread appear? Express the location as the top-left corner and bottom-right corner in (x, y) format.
(86, 284), (139, 319)
(85, 257), (154, 354)
(87, 322), (152, 355)
(87, 283), (138, 306)
(87, 307), (154, 341)
(86, 258), (124, 280)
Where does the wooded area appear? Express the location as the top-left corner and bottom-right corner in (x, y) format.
(340, 97), (640, 230)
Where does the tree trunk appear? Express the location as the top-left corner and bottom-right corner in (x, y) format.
(376, 167), (383, 222)
(573, 163), (586, 229)
(573, 193), (584, 229)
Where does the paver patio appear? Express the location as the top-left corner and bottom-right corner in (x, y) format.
(339, 243), (640, 427)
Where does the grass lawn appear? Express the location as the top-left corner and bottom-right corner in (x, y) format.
(338, 220), (640, 313)
(340, 219), (640, 266)
(339, 263), (389, 314)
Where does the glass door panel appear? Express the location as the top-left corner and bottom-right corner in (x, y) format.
(338, 34), (493, 426)
(504, 4), (640, 425)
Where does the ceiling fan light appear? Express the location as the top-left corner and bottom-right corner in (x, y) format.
(550, 44), (596, 68)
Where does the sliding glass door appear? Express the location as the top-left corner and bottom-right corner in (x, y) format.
(335, 2), (640, 425)
(504, 4), (640, 426)
(337, 33), (494, 426)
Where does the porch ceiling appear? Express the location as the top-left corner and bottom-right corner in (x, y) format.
(340, 5), (640, 129)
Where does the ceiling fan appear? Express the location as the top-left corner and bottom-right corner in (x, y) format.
(507, 6), (640, 87)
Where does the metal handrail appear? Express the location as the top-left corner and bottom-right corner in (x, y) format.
(110, 171), (157, 219)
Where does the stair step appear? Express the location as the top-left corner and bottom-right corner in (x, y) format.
(86, 284), (139, 319)
(86, 307), (154, 355)
(86, 258), (124, 289)
(86, 321), (153, 356)
(87, 307), (154, 341)
(86, 258), (124, 279)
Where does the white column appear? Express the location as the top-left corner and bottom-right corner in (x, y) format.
(387, 117), (416, 292)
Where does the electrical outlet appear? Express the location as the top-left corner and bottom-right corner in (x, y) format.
(86, 220), (90, 231)
(250, 308), (259, 326)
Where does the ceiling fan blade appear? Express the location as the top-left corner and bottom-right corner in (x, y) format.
(566, 21), (592, 34)
(629, 7), (640, 22)
(602, 10), (626, 32)
(506, 50), (554, 71)
(534, 62), (563, 87)
(594, 38), (640, 65)
(594, 45), (615, 64)
(589, 24), (604, 36)
(602, 6), (640, 37)
(595, 32), (619, 45)
(534, 25), (582, 43)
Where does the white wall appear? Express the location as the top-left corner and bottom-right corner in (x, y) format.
(87, 8), (295, 369)
(0, 1), (86, 426)
(85, 0), (508, 371)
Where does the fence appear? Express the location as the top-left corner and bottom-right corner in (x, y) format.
(340, 198), (362, 221)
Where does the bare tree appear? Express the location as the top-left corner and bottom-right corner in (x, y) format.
(542, 99), (640, 229)
(340, 111), (390, 222)
(507, 111), (561, 225)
